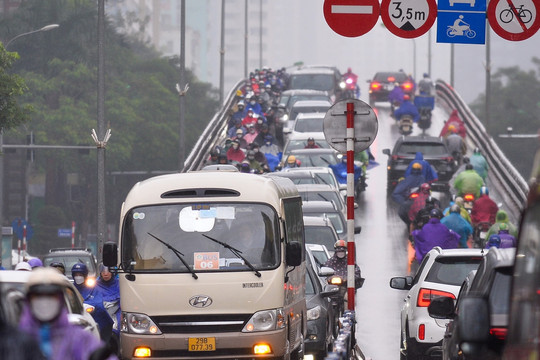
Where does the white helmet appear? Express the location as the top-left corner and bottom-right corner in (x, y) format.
(15, 262), (32, 271)
(26, 267), (67, 295)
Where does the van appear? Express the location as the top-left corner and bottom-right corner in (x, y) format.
(103, 171), (306, 359)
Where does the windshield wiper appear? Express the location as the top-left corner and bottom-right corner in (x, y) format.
(147, 232), (198, 279)
(315, 174), (330, 185)
(201, 234), (261, 277)
(317, 193), (329, 202)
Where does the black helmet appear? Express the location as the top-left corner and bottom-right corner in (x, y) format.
(430, 208), (443, 219)
(71, 263), (88, 277)
(425, 196), (437, 206)
(465, 164), (474, 170)
(462, 156), (470, 164)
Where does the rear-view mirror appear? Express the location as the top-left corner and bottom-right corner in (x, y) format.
(382, 149), (391, 156)
(318, 266), (335, 277)
(102, 242), (118, 268)
(389, 276), (413, 290)
(286, 241), (302, 267)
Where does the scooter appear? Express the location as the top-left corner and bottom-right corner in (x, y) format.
(463, 193), (475, 213)
(473, 221), (492, 248)
(398, 114), (414, 135)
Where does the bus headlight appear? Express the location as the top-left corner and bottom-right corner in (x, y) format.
(121, 312), (162, 335)
(242, 308), (285, 332)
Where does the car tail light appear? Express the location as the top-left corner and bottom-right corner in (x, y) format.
(401, 82), (414, 91)
(418, 324), (425, 340)
(464, 194), (475, 202)
(370, 81), (381, 90)
(391, 155), (405, 161)
(490, 327), (507, 340)
(417, 288), (456, 307)
(387, 76), (396, 82)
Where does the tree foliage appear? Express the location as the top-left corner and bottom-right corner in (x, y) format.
(0, 0), (219, 250)
(470, 58), (540, 177)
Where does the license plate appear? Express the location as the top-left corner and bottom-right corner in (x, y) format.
(480, 231), (487, 239)
(188, 337), (216, 351)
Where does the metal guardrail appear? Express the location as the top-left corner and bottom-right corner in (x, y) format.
(435, 80), (528, 221)
(183, 79), (245, 172)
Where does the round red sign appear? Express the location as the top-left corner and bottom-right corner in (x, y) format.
(488, 0), (540, 41)
(380, 0), (437, 38)
(323, 0), (381, 37)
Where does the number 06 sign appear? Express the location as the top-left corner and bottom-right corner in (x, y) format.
(381, 0), (438, 38)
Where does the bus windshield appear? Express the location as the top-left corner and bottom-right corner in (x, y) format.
(121, 203), (280, 273)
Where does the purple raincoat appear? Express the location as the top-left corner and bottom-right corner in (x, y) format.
(412, 218), (460, 263)
(18, 303), (113, 360)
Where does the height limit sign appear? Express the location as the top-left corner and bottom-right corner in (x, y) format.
(381, 0), (438, 38)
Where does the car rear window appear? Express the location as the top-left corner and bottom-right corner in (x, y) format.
(373, 72), (408, 83)
(489, 267), (513, 315)
(294, 117), (324, 132)
(397, 142), (448, 156)
(290, 106), (330, 120)
(305, 226), (337, 251)
(289, 74), (335, 92)
(425, 256), (483, 286)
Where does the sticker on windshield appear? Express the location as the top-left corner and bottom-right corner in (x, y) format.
(194, 252), (219, 270)
(133, 212), (145, 220)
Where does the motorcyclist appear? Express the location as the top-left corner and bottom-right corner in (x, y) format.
(495, 223), (517, 248)
(412, 208), (460, 264)
(417, 73), (434, 96)
(471, 186), (498, 226)
(227, 118), (246, 139)
(485, 209), (518, 240)
(393, 94), (420, 123)
(260, 135), (281, 171)
(453, 163), (484, 198)
(28, 258), (43, 269)
(243, 123), (258, 145)
(249, 143), (269, 169)
(470, 147), (489, 180)
(445, 126), (467, 164)
(49, 261), (66, 275)
(233, 128), (248, 150)
(18, 268), (115, 360)
(443, 196), (473, 224)
(388, 82), (405, 110)
(226, 140), (246, 164)
(341, 67), (360, 98)
(328, 155), (363, 187)
(404, 152), (438, 184)
(323, 240), (363, 289)
(96, 264), (121, 337)
(452, 15), (470, 35)
(245, 95), (263, 116)
(304, 137), (319, 149)
(392, 162), (426, 206)
(242, 109), (258, 127)
(411, 196), (441, 234)
(283, 155), (301, 169)
(246, 150), (265, 173)
(408, 183), (433, 231)
(228, 100), (246, 130)
(71, 263), (114, 342)
(440, 109), (466, 138)
(253, 123), (271, 147)
(441, 204), (473, 248)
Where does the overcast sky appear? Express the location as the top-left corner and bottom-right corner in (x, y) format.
(232, 0), (540, 104)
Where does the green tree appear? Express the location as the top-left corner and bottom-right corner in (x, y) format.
(470, 58), (540, 177)
(0, 45), (32, 130)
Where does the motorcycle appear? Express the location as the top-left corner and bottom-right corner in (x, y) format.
(446, 24), (476, 38)
(473, 221), (492, 248)
(339, 76), (358, 100)
(398, 114), (414, 135)
(414, 95), (434, 132)
(390, 99), (402, 119)
(327, 274), (364, 322)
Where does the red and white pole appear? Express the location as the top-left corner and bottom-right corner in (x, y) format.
(346, 102), (356, 310)
(71, 221), (76, 248)
(22, 225), (27, 253)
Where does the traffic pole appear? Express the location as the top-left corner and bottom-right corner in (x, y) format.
(23, 225), (27, 253)
(71, 221), (75, 248)
(346, 102), (356, 310)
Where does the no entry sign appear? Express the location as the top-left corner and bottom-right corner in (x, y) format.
(323, 0), (381, 37)
(381, 0), (438, 38)
(488, 0), (540, 40)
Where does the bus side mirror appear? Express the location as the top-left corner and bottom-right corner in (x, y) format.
(103, 242), (118, 268)
(286, 241), (302, 267)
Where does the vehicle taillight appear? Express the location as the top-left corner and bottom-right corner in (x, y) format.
(387, 76), (396, 82)
(401, 82), (413, 91)
(410, 193), (419, 199)
(370, 81), (381, 90)
(417, 288), (456, 307)
(418, 324), (425, 340)
(463, 194), (475, 202)
(490, 327), (507, 340)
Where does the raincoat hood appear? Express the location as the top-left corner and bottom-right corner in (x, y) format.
(414, 152), (424, 161)
(495, 210), (509, 222)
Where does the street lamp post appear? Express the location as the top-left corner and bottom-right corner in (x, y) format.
(0, 23), (59, 267)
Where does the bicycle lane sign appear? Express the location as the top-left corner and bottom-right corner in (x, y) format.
(488, 0), (540, 40)
(437, 0), (487, 44)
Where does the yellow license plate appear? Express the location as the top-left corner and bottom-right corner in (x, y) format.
(188, 337), (216, 351)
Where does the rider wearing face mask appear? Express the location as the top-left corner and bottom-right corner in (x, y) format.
(71, 263), (114, 342)
(18, 267), (114, 360)
(323, 240), (363, 288)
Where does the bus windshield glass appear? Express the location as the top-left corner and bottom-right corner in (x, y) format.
(121, 203), (280, 272)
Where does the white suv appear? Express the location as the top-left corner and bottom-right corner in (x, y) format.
(390, 247), (486, 360)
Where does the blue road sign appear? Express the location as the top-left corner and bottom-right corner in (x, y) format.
(58, 228), (72, 238)
(11, 218), (33, 240)
(437, 12), (486, 44)
(437, 0), (486, 44)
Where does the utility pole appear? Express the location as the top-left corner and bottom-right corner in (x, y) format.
(219, 0), (225, 105)
(485, 25), (491, 134)
(178, 0), (186, 171)
(259, 0), (263, 69)
(97, 0), (106, 263)
(244, 0), (248, 79)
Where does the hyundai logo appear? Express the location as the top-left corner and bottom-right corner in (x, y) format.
(189, 295), (213, 308)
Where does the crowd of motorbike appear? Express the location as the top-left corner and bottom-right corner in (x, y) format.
(389, 105), (518, 274)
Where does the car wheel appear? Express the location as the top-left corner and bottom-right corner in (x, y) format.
(405, 324), (421, 360)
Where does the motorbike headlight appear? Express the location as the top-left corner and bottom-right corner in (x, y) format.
(339, 81), (346, 89)
(307, 305), (322, 321)
(121, 312), (162, 335)
(242, 308), (285, 332)
(280, 114), (289, 123)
